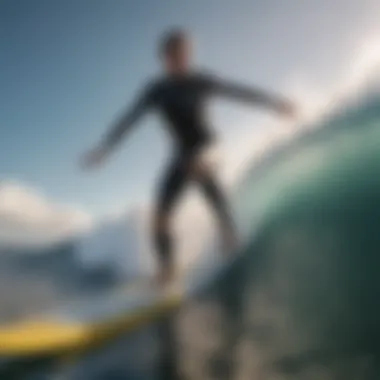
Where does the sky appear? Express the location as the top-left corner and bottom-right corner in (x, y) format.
(1, 0), (380, 246)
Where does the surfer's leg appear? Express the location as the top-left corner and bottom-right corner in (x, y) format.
(153, 157), (188, 283)
(193, 161), (238, 252)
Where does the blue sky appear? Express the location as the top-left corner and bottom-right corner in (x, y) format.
(1, 0), (378, 215)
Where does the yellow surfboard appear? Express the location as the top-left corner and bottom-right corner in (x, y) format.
(0, 250), (233, 358)
(0, 282), (182, 357)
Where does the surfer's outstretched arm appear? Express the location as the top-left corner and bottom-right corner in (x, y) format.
(81, 83), (155, 169)
(101, 84), (155, 152)
(206, 74), (294, 115)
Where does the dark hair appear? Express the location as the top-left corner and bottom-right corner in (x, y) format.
(159, 28), (188, 57)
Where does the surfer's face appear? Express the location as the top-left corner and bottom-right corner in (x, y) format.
(163, 37), (192, 74)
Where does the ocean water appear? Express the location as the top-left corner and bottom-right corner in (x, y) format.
(231, 93), (380, 379)
(2, 92), (380, 379)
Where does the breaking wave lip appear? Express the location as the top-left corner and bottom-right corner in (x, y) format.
(226, 62), (380, 190)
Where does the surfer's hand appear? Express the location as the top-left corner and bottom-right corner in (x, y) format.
(80, 146), (109, 170)
(277, 100), (298, 120)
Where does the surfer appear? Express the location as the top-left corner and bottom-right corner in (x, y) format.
(81, 28), (297, 285)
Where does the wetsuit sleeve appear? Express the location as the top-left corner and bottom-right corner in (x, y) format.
(102, 82), (156, 150)
(204, 74), (287, 111)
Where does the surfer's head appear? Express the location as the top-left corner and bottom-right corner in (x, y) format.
(159, 28), (192, 74)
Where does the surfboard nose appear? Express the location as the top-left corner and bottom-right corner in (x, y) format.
(0, 319), (86, 357)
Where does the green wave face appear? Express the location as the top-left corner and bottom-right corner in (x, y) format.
(231, 94), (380, 377)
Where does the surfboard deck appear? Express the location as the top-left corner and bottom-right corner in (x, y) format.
(0, 247), (241, 358)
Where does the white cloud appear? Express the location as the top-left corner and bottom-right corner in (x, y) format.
(0, 181), (92, 249)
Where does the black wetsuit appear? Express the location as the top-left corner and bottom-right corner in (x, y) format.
(102, 71), (284, 268)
